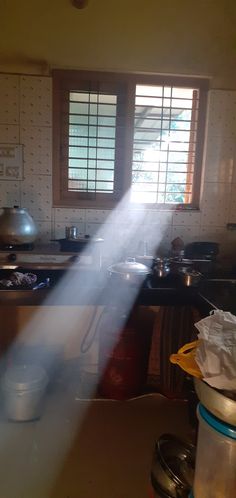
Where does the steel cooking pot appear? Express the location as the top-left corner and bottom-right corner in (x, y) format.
(108, 257), (150, 284)
(153, 258), (171, 278)
(0, 206), (38, 245)
(151, 434), (195, 498)
(178, 268), (202, 287)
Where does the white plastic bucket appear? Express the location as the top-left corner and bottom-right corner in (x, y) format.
(2, 364), (48, 421)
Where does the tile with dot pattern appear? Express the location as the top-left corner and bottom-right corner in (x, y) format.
(54, 208), (85, 223)
(172, 225), (200, 244)
(203, 136), (235, 183)
(20, 125), (52, 176)
(21, 175), (52, 221)
(0, 124), (19, 143)
(0, 180), (20, 206)
(0, 74), (19, 125)
(86, 209), (112, 223)
(207, 90), (236, 138)
(20, 76), (52, 127)
(200, 182), (231, 225)
(173, 211), (201, 226)
(36, 221), (52, 243)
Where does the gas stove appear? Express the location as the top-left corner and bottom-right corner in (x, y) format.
(0, 243), (100, 270)
(0, 243), (35, 251)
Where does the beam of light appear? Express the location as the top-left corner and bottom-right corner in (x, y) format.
(0, 191), (171, 497)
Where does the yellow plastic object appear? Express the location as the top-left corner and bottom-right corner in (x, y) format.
(170, 340), (203, 378)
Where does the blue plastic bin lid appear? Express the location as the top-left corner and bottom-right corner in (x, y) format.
(199, 403), (236, 440)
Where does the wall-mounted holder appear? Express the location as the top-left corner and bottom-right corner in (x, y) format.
(0, 144), (23, 180)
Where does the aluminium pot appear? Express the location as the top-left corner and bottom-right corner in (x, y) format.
(0, 206), (38, 245)
(108, 257), (150, 285)
(194, 378), (236, 426)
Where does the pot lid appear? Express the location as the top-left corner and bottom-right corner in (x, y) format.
(3, 364), (48, 391)
(108, 258), (150, 275)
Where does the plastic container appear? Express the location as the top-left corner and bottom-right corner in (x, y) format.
(194, 403), (236, 498)
(98, 308), (153, 400)
(2, 364), (48, 421)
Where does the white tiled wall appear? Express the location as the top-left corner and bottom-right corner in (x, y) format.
(0, 74), (236, 260)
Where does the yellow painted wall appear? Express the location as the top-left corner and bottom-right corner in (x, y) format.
(0, 0), (236, 87)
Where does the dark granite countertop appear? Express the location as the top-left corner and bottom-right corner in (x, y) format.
(0, 267), (235, 315)
(198, 278), (236, 314)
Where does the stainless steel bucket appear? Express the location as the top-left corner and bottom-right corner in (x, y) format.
(2, 364), (48, 421)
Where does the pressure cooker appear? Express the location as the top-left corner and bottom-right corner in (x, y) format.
(108, 257), (150, 285)
(0, 206), (38, 246)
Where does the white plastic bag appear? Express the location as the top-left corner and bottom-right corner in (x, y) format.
(195, 309), (236, 391)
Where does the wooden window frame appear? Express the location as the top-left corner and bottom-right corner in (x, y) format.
(53, 69), (209, 209)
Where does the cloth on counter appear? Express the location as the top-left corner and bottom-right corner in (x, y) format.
(195, 309), (236, 391)
(0, 271), (37, 288)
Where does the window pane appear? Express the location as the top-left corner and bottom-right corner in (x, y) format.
(132, 171), (158, 183)
(97, 159), (115, 169)
(168, 151), (190, 163)
(131, 191), (157, 203)
(69, 158), (88, 168)
(166, 172), (188, 184)
(131, 83), (198, 205)
(97, 170), (114, 181)
(69, 116), (89, 126)
(69, 168), (88, 180)
(69, 102), (89, 114)
(97, 116), (116, 126)
(98, 127), (116, 138)
(69, 123), (88, 136)
(96, 181), (113, 191)
(69, 137), (88, 146)
(70, 92), (89, 102)
(67, 90), (117, 194)
(69, 147), (88, 158)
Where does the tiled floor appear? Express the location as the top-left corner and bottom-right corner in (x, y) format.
(0, 391), (192, 498)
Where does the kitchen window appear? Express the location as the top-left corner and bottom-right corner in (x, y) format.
(53, 70), (208, 209)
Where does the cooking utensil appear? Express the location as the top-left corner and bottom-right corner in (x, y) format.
(153, 258), (171, 278)
(65, 226), (79, 239)
(151, 434), (195, 498)
(53, 236), (104, 252)
(0, 206), (38, 245)
(108, 257), (150, 285)
(194, 378), (236, 426)
(178, 268), (202, 287)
